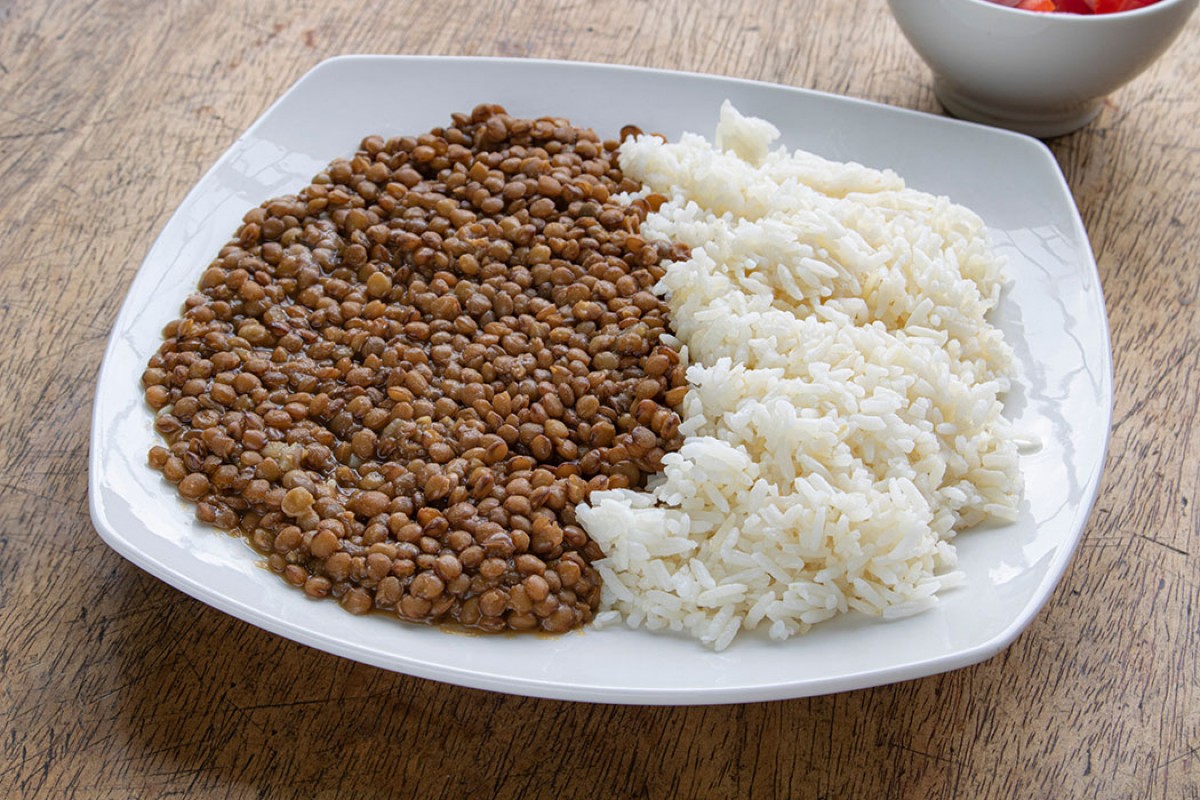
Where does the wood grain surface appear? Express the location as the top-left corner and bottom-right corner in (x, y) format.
(1, 0), (1197, 797)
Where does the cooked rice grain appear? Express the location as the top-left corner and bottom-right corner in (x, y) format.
(576, 102), (1021, 650)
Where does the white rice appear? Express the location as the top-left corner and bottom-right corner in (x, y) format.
(576, 101), (1022, 650)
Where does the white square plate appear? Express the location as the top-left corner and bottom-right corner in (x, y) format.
(89, 56), (1112, 704)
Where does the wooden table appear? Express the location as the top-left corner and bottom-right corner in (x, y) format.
(2, 1), (1197, 796)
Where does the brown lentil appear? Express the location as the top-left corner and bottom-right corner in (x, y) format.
(144, 105), (689, 635)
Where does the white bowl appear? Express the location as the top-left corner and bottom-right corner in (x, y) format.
(888, 0), (1198, 137)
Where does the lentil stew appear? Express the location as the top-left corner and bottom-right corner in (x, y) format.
(143, 105), (687, 634)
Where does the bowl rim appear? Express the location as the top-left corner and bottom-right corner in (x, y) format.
(949, 0), (1195, 21)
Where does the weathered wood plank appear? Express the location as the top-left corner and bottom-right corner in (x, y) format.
(1, 1), (1197, 797)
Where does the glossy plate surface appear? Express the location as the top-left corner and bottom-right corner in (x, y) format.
(89, 56), (1112, 704)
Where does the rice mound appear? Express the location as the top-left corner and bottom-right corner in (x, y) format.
(577, 102), (1022, 650)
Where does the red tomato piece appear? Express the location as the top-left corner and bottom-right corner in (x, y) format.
(1094, 0), (1160, 11)
(992, 0), (1160, 11)
(1055, 0), (1097, 13)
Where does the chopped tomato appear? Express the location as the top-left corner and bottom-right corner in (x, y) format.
(992, 0), (1162, 11)
(1054, 0), (1096, 12)
(1094, 0), (1159, 11)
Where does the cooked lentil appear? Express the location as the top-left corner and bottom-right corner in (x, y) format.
(144, 104), (688, 634)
